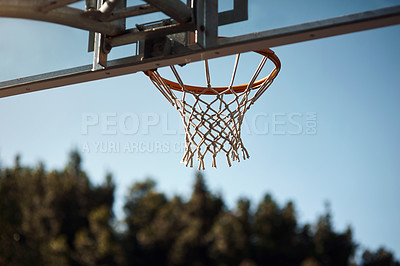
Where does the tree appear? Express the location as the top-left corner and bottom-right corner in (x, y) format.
(138, 195), (186, 265)
(123, 178), (167, 265)
(0, 151), (122, 266)
(169, 172), (223, 265)
(253, 194), (300, 265)
(313, 203), (356, 266)
(1, 152), (399, 265)
(0, 157), (42, 265)
(361, 247), (400, 266)
(74, 205), (124, 265)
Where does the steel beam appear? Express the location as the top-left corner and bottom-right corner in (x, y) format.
(106, 4), (158, 21)
(0, 5), (123, 36)
(38, 0), (81, 12)
(108, 22), (195, 47)
(1, 5), (400, 98)
(218, 5), (400, 52)
(195, 0), (218, 48)
(143, 0), (192, 23)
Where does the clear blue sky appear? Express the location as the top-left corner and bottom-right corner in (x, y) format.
(0, 0), (399, 260)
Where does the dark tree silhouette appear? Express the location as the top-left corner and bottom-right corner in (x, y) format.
(0, 151), (122, 266)
(361, 247), (400, 266)
(0, 151), (399, 266)
(123, 178), (167, 265)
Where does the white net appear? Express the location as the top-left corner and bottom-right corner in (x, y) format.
(145, 49), (280, 169)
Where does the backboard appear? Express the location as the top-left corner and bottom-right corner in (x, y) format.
(0, 0), (400, 98)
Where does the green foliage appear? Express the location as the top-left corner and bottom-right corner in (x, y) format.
(0, 151), (122, 266)
(0, 151), (399, 265)
(313, 204), (356, 266)
(361, 248), (400, 266)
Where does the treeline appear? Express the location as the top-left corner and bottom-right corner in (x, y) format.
(0, 151), (398, 266)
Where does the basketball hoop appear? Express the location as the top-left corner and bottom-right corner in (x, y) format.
(144, 48), (281, 170)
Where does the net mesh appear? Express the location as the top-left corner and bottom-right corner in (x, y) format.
(145, 49), (280, 169)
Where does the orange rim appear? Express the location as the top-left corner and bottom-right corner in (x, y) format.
(144, 48), (281, 95)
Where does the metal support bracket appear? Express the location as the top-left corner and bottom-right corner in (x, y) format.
(92, 30), (108, 69)
(218, 0), (248, 26)
(193, 0), (248, 48)
(91, 0), (127, 69)
(144, 0), (192, 23)
(1, 3), (400, 98)
(194, 0), (218, 48)
(92, 0), (107, 69)
(38, 0), (81, 13)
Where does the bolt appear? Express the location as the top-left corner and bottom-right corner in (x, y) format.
(103, 43), (112, 54)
